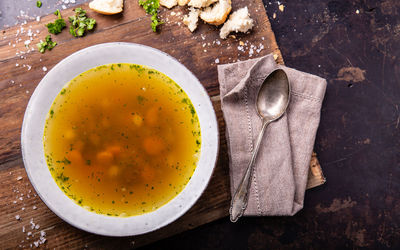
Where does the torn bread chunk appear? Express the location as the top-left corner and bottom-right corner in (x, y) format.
(183, 7), (200, 32)
(89, 0), (123, 15)
(160, 0), (178, 9)
(219, 7), (254, 39)
(188, 0), (217, 8)
(200, 0), (231, 26)
(178, 0), (190, 6)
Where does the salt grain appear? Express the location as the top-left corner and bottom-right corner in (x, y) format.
(215, 58), (219, 63)
(15, 215), (21, 220)
(42, 66), (47, 72)
(36, 16), (41, 22)
(33, 205), (37, 210)
(17, 176), (23, 180)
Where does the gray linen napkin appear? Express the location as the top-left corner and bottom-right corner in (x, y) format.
(218, 54), (327, 216)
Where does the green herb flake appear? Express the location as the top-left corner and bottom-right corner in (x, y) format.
(37, 35), (57, 53)
(60, 89), (66, 95)
(68, 8), (96, 37)
(56, 172), (69, 182)
(138, 0), (163, 32)
(137, 95), (146, 104)
(189, 104), (195, 116)
(56, 157), (71, 165)
(46, 10), (66, 35)
(36, 1), (42, 8)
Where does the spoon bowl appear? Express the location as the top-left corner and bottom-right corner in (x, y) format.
(230, 68), (290, 222)
(257, 69), (290, 121)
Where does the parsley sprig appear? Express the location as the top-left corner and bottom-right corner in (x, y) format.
(139, 0), (162, 32)
(37, 35), (57, 53)
(46, 9), (66, 34)
(68, 8), (96, 37)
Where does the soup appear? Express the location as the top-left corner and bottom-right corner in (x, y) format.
(43, 63), (201, 217)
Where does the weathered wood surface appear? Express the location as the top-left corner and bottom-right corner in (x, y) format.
(0, 0), (324, 248)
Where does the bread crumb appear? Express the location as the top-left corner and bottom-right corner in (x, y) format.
(273, 53), (278, 60)
(89, 0), (124, 15)
(220, 7), (253, 39)
(200, 0), (231, 26)
(188, 0), (217, 8)
(273, 12), (276, 19)
(278, 4), (285, 12)
(239, 41), (244, 46)
(356, 9), (360, 14)
(183, 7), (200, 32)
(178, 0), (190, 6)
(160, 0), (178, 9)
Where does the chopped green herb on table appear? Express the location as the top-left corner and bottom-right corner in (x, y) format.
(37, 35), (57, 53)
(138, 0), (163, 32)
(46, 9), (66, 34)
(36, 1), (42, 8)
(69, 8), (96, 37)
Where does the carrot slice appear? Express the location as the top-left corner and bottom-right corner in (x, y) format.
(143, 136), (165, 155)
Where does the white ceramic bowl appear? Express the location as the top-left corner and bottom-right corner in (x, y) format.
(21, 43), (219, 236)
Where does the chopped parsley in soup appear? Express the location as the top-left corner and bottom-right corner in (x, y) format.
(43, 63), (201, 217)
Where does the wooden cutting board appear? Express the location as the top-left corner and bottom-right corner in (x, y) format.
(0, 0), (325, 248)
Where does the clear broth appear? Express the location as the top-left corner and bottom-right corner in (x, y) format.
(43, 63), (201, 217)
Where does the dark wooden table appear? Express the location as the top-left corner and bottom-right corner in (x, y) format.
(1, 0), (399, 249)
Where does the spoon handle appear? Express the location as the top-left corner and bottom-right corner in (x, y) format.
(230, 120), (270, 222)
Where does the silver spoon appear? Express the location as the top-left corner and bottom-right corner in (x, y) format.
(230, 69), (290, 222)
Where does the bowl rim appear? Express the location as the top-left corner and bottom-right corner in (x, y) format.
(21, 42), (219, 236)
